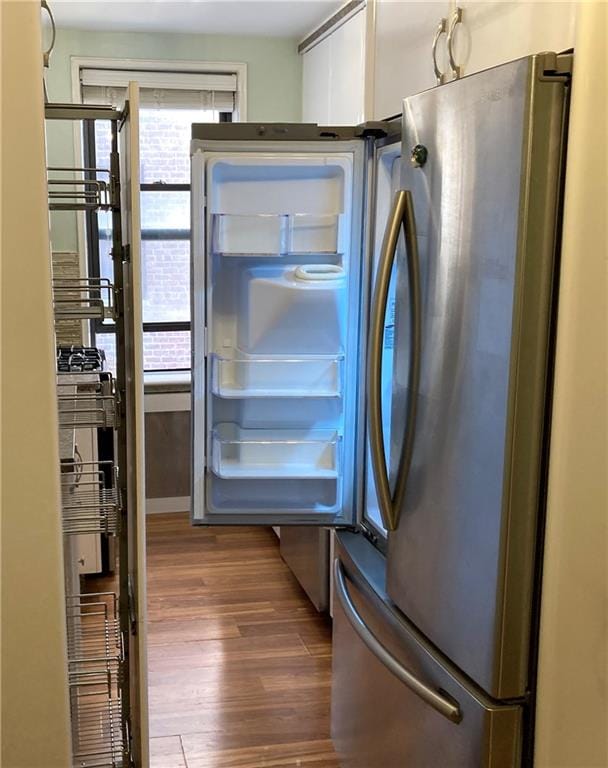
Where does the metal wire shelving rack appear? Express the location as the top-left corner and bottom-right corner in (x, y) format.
(56, 373), (118, 430)
(52, 277), (116, 321)
(66, 593), (125, 768)
(60, 461), (120, 536)
(47, 101), (137, 768)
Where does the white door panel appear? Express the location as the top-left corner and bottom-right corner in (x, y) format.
(303, 38), (331, 123)
(329, 10), (367, 124)
(302, 8), (367, 125)
(373, 0), (447, 119)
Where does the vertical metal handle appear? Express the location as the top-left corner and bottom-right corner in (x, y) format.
(447, 6), (463, 80)
(368, 190), (420, 532)
(391, 191), (421, 529)
(432, 18), (448, 85)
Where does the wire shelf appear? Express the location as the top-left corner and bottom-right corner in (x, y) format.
(61, 463), (120, 536)
(53, 278), (115, 321)
(66, 593), (122, 663)
(70, 697), (126, 768)
(68, 641), (126, 768)
(57, 374), (118, 430)
(48, 167), (114, 211)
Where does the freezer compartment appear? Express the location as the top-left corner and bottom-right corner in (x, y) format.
(331, 533), (523, 768)
(210, 350), (344, 398)
(212, 213), (341, 256)
(211, 423), (341, 479)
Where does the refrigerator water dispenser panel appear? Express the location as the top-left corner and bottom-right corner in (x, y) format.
(239, 265), (346, 354)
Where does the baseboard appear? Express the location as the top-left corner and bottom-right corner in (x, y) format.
(146, 496), (191, 514)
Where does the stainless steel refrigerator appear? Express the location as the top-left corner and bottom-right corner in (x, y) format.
(190, 52), (572, 767)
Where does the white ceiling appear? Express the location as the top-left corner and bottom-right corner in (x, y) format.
(49, 0), (344, 38)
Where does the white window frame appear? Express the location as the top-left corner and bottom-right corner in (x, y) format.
(70, 56), (246, 386)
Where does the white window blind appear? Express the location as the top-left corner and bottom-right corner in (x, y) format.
(81, 68), (236, 111)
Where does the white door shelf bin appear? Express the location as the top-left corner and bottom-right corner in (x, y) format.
(211, 423), (341, 479)
(210, 351), (344, 398)
(212, 213), (341, 256)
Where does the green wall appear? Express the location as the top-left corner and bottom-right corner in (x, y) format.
(45, 27), (303, 249)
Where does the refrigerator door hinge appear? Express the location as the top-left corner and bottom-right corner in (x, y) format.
(127, 575), (137, 635)
(354, 121), (391, 139)
(539, 51), (573, 82)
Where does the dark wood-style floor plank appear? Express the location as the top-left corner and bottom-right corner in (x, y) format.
(145, 513), (338, 768)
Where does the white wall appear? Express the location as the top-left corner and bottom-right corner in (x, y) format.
(0, 2), (72, 765)
(534, 3), (608, 765)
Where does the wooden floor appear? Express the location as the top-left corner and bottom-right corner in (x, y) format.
(146, 513), (340, 768)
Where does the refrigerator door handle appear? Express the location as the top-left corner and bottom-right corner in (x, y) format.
(368, 190), (421, 532)
(334, 559), (462, 724)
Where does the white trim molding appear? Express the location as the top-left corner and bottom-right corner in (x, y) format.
(298, 0), (366, 54)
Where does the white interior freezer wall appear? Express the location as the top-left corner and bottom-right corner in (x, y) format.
(0, 2), (72, 766)
(534, 4), (608, 766)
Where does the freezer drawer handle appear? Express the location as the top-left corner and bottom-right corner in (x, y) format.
(368, 190), (421, 531)
(334, 560), (462, 724)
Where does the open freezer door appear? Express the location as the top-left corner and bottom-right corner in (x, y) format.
(119, 81), (149, 767)
(191, 123), (387, 527)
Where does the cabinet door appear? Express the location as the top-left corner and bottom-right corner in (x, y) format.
(373, 0), (450, 118)
(302, 36), (331, 123)
(302, 8), (367, 125)
(119, 81), (149, 768)
(327, 9), (367, 124)
(450, 1), (576, 79)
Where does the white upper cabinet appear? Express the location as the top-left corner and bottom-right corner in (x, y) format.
(328, 9), (367, 124)
(302, 7), (367, 125)
(372, 0), (449, 118)
(302, 35), (332, 123)
(450, 1), (577, 80)
(302, 1), (577, 124)
(370, 0), (577, 119)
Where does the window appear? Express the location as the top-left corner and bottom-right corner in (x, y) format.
(81, 65), (240, 372)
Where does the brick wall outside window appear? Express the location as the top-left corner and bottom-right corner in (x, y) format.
(94, 107), (219, 370)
